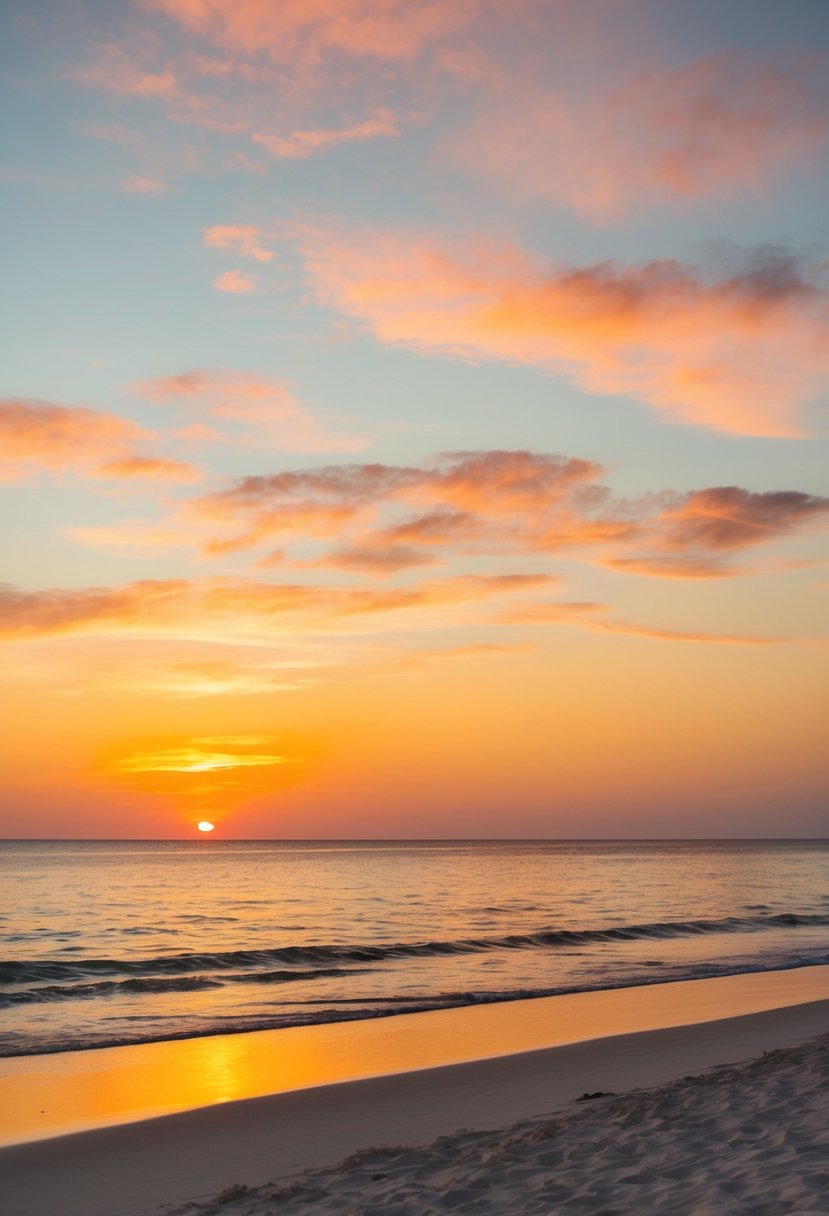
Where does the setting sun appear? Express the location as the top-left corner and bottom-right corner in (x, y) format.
(197, 821), (215, 833)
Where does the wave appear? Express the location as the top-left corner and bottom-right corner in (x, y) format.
(2, 912), (827, 989)
(0, 966), (364, 1009)
(2, 952), (827, 1058)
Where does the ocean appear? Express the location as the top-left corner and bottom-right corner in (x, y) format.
(1, 840), (827, 1058)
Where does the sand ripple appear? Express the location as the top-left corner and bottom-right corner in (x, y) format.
(175, 1034), (828, 1216)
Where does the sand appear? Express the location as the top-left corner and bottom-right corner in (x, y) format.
(178, 1031), (829, 1216)
(1, 987), (827, 1216)
(4, 964), (828, 1146)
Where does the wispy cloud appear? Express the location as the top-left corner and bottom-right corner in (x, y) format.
(252, 109), (399, 158)
(114, 736), (287, 773)
(203, 224), (273, 261)
(497, 599), (785, 645)
(213, 269), (257, 293)
(134, 368), (368, 452)
(293, 227), (829, 437)
(0, 572), (554, 642)
(121, 174), (172, 194)
(0, 399), (200, 484)
(449, 51), (829, 221)
(144, 0), (482, 64)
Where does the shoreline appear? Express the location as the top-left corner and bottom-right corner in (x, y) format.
(2, 964), (828, 1147)
(6, 952), (829, 1062)
(0, 969), (827, 1215)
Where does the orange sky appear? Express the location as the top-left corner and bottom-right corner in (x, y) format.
(1, 0), (827, 836)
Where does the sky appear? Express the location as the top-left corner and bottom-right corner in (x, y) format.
(1, 0), (828, 839)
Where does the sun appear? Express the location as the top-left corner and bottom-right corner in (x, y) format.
(197, 820), (215, 833)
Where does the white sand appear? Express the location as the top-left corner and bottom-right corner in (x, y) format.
(0, 996), (826, 1216)
(179, 1031), (829, 1216)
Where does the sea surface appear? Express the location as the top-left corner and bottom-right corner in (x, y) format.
(1, 840), (827, 1058)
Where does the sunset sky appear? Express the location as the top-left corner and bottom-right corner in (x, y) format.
(1, 0), (828, 838)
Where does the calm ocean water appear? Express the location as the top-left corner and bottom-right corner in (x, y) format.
(1, 840), (827, 1058)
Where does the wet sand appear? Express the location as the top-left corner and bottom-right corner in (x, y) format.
(0, 969), (827, 1215)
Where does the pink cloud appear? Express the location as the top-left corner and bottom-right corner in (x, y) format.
(252, 110), (399, 158)
(134, 368), (368, 452)
(293, 227), (829, 437)
(318, 544), (439, 575)
(0, 399), (199, 483)
(607, 487), (829, 578)
(144, 0), (482, 63)
(74, 42), (179, 98)
(213, 269), (257, 293)
(121, 174), (172, 194)
(450, 51), (829, 221)
(203, 224), (273, 261)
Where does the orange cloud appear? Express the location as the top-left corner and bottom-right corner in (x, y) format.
(190, 451), (829, 577)
(498, 598), (785, 645)
(66, 518), (205, 554)
(450, 51), (829, 221)
(213, 269), (257, 293)
(115, 736), (286, 772)
(203, 224), (273, 261)
(113, 658), (316, 697)
(0, 399), (199, 483)
(0, 572), (553, 642)
(252, 110), (399, 158)
(134, 368), (368, 452)
(294, 227), (829, 436)
(97, 455), (201, 482)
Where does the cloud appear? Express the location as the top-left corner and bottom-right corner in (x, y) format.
(134, 368), (368, 452)
(252, 110), (399, 158)
(213, 269), (257, 293)
(588, 618), (784, 645)
(118, 660), (314, 697)
(0, 398), (199, 483)
(450, 51), (829, 221)
(608, 487), (829, 577)
(73, 38), (250, 130)
(0, 572), (554, 643)
(195, 451), (575, 558)
(144, 0), (482, 63)
(319, 544), (440, 574)
(114, 737), (287, 772)
(97, 455), (201, 482)
(189, 450), (829, 578)
(203, 224), (274, 261)
(121, 174), (172, 194)
(498, 598), (785, 645)
(74, 42), (179, 98)
(66, 519), (205, 554)
(293, 227), (829, 437)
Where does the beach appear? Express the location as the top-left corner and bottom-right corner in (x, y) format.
(1, 969), (827, 1216)
(185, 1025), (828, 1216)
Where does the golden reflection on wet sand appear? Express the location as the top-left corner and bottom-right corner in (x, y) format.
(1, 965), (827, 1146)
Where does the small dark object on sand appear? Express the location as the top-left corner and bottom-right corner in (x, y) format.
(576, 1091), (616, 1101)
